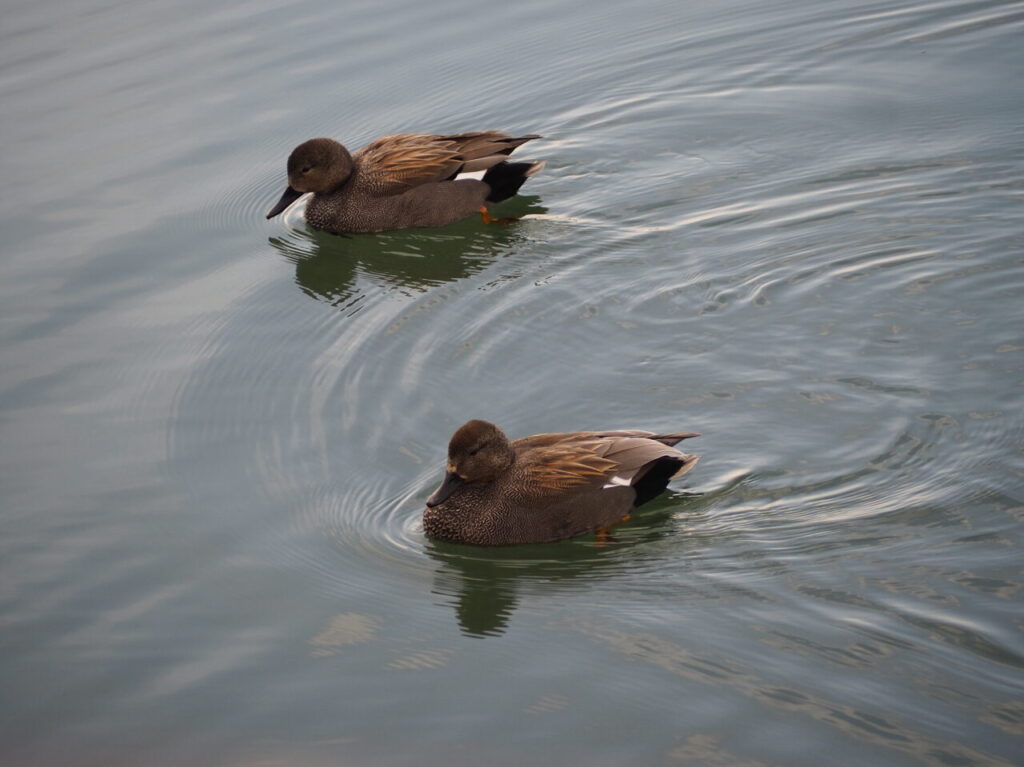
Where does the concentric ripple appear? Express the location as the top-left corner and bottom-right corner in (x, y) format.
(4, 0), (1024, 763)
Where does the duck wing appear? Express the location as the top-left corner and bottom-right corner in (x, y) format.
(519, 439), (619, 492)
(354, 131), (540, 197)
(518, 431), (700, 494)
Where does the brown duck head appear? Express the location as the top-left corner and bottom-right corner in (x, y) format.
(266, 138), (355, 218)
(426, 420), (515, 508)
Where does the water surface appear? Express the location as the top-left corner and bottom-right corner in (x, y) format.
(2, 0), (1023, 764)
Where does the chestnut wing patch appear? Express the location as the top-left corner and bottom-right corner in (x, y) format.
(354, 134), (464, 195)
(518, 432), (698, 493)
(355, 131), (541, 197)
(522, 441), (619, 491)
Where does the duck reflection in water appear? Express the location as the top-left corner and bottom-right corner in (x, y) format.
(268, 195), (546, 308)
(424, 494), (703, 637)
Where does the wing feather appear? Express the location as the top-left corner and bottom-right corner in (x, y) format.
(520, 432), (699, 492)
(354, 131), (541, 197)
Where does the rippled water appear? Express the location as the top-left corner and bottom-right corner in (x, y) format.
(2, 0), (1023, 764)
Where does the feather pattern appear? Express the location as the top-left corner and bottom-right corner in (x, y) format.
(519, 432), (698, 491)
(354, 131), (541, 197)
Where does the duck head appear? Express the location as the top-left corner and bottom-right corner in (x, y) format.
(266, 138), (355, 218)
(426, 420), (515, 507)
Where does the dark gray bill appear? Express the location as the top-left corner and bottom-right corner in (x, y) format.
(426, 472), (464, 508)
(266, 186), (302, 219)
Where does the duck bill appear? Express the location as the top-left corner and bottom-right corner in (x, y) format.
(426, 472), (464, 508)
(266, 185), (302, 219)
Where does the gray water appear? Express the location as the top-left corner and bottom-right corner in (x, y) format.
(2, 0), (1023, 764)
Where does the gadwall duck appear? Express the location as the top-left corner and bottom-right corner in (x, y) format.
(266, 131), (544, 233)
(424, 420), (700, 545)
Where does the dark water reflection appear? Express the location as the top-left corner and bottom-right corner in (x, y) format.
(426, 495), (698, 637)
(272, 197), (546, 307)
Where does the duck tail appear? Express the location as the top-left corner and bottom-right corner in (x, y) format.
(651, 432), (701, 447)
(483, 161), (546, 203)
(631, 456), (692, 506)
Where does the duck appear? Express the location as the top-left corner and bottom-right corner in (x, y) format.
(266, 131), (544, 233)
(423, 420), (700, 545)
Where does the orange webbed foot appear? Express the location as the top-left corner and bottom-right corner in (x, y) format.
(479, 206), (520, 226)
(594, 515), (632, 546)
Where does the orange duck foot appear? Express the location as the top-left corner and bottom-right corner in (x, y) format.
(594, 515), (632, 546)
(479, 206), (520, 226)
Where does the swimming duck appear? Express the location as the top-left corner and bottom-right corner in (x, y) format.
(424, 420), (700, 545)
(266, 131), (544, 233)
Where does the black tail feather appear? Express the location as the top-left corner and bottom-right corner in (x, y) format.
(483, 161), (542, 203)
(632, 456), (687, 507)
